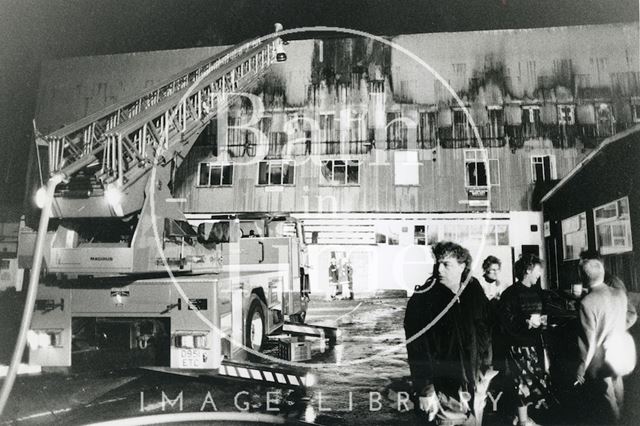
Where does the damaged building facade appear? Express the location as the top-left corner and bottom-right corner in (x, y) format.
(33, 23), (640, 295)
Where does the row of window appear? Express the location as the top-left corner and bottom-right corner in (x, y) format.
(561, 196), (633, 260)
(198, 152), (556, 188)
(224, 101), (632, 157)
(375, 222), (509, 247)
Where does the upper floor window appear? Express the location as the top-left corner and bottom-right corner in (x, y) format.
(530, 155), (557, 183)
(266, 131), (287, 159)
(321, 159), (359, 185)
(386, 112), (408, 149)
(418, 111), (438, 148)
(453, 109), (470, 140)
(198, 163), (233, 186)
(632, 101), (640, 123)
(319, 114), (337, 142)
(489, 158), (500, 186)
(369, 80), (385, 95)
(350, 111), (367, 142)
(562, 212), (587, 261)
(557, 104), (575, 125)
(487, 108), (505, 140)
(319, 113), (339, 155)
(522, 106), (541, 139)
(464, 149), (488, 188)
(594, 196), (633, 254)
(596, 103), (615, 137)
(258, 160), (295, 185)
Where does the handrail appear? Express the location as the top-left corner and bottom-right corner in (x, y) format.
(46, 38), (259, 140)
(47, 34), (284, 183)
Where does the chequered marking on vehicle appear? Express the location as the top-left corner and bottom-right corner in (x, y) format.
(217, 363), (310, 387)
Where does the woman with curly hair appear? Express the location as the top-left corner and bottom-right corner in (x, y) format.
(499, 254), (556, 426)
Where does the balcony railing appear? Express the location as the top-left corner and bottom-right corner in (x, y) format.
(438, 124), (506, 149)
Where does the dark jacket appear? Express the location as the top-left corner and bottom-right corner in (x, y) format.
(404, 274), (492, 397)
(498, 281), (544, 347)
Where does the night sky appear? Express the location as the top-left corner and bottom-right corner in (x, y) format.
(0, 0), (637, 211)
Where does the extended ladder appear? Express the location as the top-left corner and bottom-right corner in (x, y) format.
(43, 32), (285, 217)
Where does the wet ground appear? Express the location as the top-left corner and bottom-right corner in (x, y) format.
(1, 297), (640, 425)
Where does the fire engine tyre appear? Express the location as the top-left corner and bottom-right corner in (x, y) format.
(246, 298), (266, 353)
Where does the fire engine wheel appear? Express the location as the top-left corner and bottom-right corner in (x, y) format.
(246, 298), (266, 352)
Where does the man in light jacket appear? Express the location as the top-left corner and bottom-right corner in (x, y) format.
(575, 251), (637, 424)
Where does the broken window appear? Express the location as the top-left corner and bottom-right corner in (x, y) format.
(321, 160), (359, 185)
(464, 149), (488, 187)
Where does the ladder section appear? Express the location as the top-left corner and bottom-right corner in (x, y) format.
(99, 39), (281, 191)
(45, 36), (283, 182)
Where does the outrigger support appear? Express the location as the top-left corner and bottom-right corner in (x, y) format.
(141, 359), (315, 389)
(282, 323), (341, 346)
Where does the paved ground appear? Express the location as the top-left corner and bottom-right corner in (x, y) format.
(1, 297), (639, 425)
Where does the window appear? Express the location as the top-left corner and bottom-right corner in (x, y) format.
(440, 222), (509, 246)
(320, 160), (359, 185)
(369, 80), (384, 95)
(418, 111), (438, 148)
(349, 111), (371, 154)
(414, 225), (426, 245)
(319, 113), (338, 154)
(562, 213), (587, 260)
(453, 109), (470, 140)
(198, 163), (233, 186)
(594, 197), (633, 254)
(557, 105), (575, 125)
(522, 106), (541, 138)
(349, 112), (367, 142)
(596, 103), (614, 137)
(487, 108), (504, 139)
(285, 114), (311, 156)
(266, 131), (287, 159)
(258, 161), (295, 185)
(632, 102), (640, 123)
(530, 155), (557, 183)
(386, 112), (408, 149)
(464, 149), (488, 187)
(489, 158), (500, 186)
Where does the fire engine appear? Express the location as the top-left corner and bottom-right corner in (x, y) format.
(19, 27), (331, 376)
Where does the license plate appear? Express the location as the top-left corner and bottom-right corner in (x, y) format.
(178, 348), (207, 368)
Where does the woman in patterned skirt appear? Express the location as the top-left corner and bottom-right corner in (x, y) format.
(499, 254), (556, 426)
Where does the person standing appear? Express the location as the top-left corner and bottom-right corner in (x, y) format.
(480, 255), (505, 301)
(499, 254), (555, 426)
(328, 257), (339, 300)
(575, 251), (637, 424)
(404, 241), (493, 425)
(344, 258), (354, 300)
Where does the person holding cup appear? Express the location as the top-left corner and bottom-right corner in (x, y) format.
(499, 254), (556, 426)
